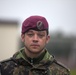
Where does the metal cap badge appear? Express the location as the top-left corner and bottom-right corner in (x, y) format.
(37, 21), (44, 30)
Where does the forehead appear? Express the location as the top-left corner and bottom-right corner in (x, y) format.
(26, 29), (47, 34)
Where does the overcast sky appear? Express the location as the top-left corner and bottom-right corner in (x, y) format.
(0, 0), (76, 36)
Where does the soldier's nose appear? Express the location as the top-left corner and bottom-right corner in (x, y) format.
(33, 35), (39, 42)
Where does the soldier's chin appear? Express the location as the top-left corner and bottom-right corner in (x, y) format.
(29, 49), (43, 54)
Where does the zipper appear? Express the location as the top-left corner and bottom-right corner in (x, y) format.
(31, 58), (33, 65)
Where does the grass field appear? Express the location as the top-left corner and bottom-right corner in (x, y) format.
(70, 69), (76, 75)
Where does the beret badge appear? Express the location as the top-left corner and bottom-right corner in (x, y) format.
(37, 21), (44, 30)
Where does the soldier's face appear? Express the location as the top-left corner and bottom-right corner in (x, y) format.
(21, 30), (50, 54)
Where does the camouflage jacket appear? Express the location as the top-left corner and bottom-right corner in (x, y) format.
(0, 47), (70, 75)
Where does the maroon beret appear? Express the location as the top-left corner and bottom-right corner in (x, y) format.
(22, 15), (49, 34)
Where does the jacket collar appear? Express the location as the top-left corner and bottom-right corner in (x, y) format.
(12, 47), (55, 68)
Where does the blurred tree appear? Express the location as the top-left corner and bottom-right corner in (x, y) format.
(46, 32), (76, 58)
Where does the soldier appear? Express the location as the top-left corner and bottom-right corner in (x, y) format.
(0, 15), (70, 75)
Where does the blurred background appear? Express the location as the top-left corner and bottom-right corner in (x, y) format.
(0, 0), (76, 75)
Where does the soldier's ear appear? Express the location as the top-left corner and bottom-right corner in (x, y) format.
(21, 34), (25, 42)
(46, 35), (50, 44)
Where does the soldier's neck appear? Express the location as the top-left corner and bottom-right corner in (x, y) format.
(24, 48), (45, 59)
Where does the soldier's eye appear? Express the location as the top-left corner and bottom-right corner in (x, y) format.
(27, 33), (34, 37)
(38, 34), (45, 38)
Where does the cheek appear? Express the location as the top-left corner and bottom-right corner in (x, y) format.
(40, 38), (47, 44)
(43, 37), (49, 44)
(24, 38), (31, 44)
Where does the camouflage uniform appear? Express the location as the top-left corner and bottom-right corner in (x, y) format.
(0, 47), (70, 75)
